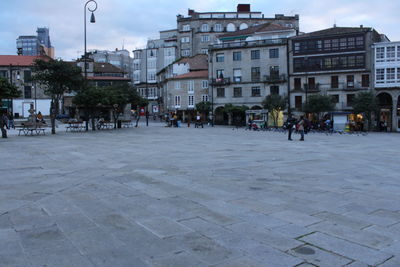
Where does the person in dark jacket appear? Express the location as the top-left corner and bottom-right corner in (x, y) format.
(286, 114), (296, 141)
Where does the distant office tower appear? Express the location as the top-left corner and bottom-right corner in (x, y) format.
(16, 27), (54, 58)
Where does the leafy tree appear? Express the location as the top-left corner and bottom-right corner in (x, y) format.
(302, 94), (335, 120)
(262, 94), (287, 127)
(352, 91), (378, 131)
(32, 59), (83, 134)
(224, 104), (248, 125)
(195, 101), (211, 120)
(73, 86), (107, 131)
(102, 83), (141, 129)
(0, 77), (21, 138)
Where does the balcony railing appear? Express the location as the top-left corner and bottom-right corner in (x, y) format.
(211, 77), (230, 86)
(263, 74), (287, 84)
(210, 38), (287, 50)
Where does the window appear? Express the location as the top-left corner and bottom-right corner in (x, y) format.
(294, 78), (301, 90)
(147, 73), (156, 81)
(233, 52), (241, 61)
(331, 95), (339, 103)
(0, 71), (7, 78)
(233, 87), (242, 97)
(348, 37), (355, 49)
(227, 23), (235, 32)
(270, 66), (279, 77)
(181, 49), (190, 57)
(270, 86), (279, 95)
(233, 69), (242, 82)
(216, 53), (224, 62)
(269, 48), (279, 58)
(214, 24), (222, 32)
(181, 37), (190, 43)
(376, 47), (385, 61)
(332, 39), (339, 50)
(387, 68), (395, 82)
(251, 67), (260, 82)
(295, 96), (302, 110)
(324, 39), (331, 51)
(24, 70), (32, 82)
(174, 95), (181, 107)
(294, 42), (300, 53)
(239, 23), (248, 30)
(340, 38), (347, 50)
(361, 74), (369, 87)
(217, 88), (225, 97)
(376, 69), (385, 83)
(251, 87), (261, 97)
(356, 36), (364, 47)
(188, 80), (194, 93)
(182, 24), (190, 31)
(251, 50), (260, 60)
(398, 46), (400, 59)
(331, 76), (339, 89)
(347, 75), (354, 88)
(201, 49), (208, 54)
(307, 77), (315, 90)
(216, 69), (224, 79)
(201, 24), (209, 32)
(201, 35), (210, 43)
(188, 95), (194, 107)
(202, 95), (209, 102)
(175, 81), (181, 89)
(24, 86), (31, 99)
(202, 80), (208, 88)
(387, 46), (395, 61)
(347, 94), (355, 106)
(398, 68), (400, 81)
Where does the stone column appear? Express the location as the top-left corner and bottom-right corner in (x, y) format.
(392, 96), (398, 132)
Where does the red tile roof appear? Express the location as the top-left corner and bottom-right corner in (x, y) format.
(218, 23), (292, 39)
(170, 70), (208, 80)
(0, 55), (50, 66)
(176, 54), (208, 71)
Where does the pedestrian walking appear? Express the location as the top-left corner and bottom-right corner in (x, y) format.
(298, 115), (305, 141)
(7, 112), (14, 129)
(286, 114), (296, 141)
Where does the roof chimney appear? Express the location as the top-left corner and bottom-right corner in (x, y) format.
(237, 4), (250, 13)
(188, 9), (194, 16)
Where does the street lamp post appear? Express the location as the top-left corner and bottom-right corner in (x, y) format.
(84, 0), (97, 80)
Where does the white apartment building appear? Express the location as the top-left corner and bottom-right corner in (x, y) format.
(374, 41), (400, 131)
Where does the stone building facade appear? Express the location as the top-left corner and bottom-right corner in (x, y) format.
(0, 55), (51, 117)
(373, 41), (400, 132)
(176, 4), (299, 57)
(288, 26), (387, 119)
(209, 23), (296, 125)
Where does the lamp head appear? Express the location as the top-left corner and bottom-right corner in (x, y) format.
(90, 12), (96, 23)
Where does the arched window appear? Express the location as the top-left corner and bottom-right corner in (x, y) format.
(239, 23), (248, 30)
(226, 23), (235, 32)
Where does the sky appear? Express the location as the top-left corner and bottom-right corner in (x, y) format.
(0, 0), (399, 60)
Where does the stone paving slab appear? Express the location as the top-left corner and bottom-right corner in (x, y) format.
(1, 124), (400, 265)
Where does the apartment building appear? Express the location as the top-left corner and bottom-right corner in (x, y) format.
(89, 49), (132, 78)
(289, 26), (386, 116)
(373, 41), (400, 131)
(209, 23), (296, 125)
(176, 4), (299, 57)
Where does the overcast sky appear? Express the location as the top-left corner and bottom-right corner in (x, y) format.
(1, 0), (398, 60)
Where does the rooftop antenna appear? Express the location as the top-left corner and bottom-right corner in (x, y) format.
(122, 39), (125, 50)
(333, 18), (337, 28)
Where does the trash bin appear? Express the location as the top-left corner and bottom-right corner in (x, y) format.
(117, 120), (122, 128)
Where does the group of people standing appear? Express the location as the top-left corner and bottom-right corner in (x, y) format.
(286, 114), (306, 141)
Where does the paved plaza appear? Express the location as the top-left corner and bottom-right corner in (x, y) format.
(1, 123), (400, 267)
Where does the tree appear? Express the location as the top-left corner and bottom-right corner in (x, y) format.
(73, 85), (107, 131)
(352, 91), (378, 131)
(0, 78), (21, 138)
(303, 94), (335, 120)
(224, 104), (248, 125)
(262, 94), (287, 127)
(102, 83), (141, 129)
(195, 101), (211, 120)
(32, 59), (83, 134)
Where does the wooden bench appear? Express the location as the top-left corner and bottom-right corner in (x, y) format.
(66, 121), (85, 132)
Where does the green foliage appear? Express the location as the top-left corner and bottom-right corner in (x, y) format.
(262, 94), (287, 126)
(195, 101), (211, 113)
(0, 77), (21, 101)
(303, 94), (335, 115)
(352, 91), (378, 130)
(262, 94), (287, 112)
(32, 59), (83, 97)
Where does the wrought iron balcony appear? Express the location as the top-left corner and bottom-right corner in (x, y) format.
(263, 74), (287, 84)
(211, 77), (230, 86)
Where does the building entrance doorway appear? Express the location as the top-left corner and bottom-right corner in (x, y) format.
(377, 93), (392, 132)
